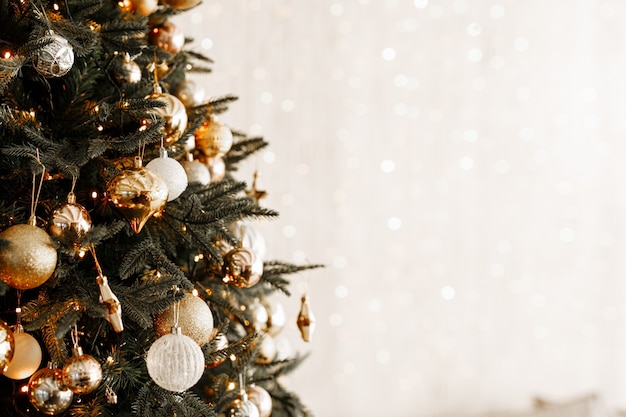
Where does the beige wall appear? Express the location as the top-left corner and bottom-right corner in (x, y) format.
(175, 1), (626, 416)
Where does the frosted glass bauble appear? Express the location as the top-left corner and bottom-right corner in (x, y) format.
(4, 331), (42, 380)
(180, 159), (210, 186)
(146, 150), (188, 201)
(146, 329), (204, 392)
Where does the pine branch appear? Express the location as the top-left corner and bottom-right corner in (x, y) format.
(0, 54), (26, 93)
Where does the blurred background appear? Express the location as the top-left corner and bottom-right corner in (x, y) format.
(175, 1), (626, 416)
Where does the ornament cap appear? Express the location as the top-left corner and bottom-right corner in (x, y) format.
(27, 215), (37, 226)
(66, 192), (76, 204)
(72, 346), (84, 357)
(171, 326), (182, 336)
(133, 156), (143, 168)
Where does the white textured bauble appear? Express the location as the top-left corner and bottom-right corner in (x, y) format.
(4, 329), (42, 380)
(180, 159), (210, 186)
(146, 149), (188, 201)
(34, 31), (74, 78)
(146, 328), (205, 392)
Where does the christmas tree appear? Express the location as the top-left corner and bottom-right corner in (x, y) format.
(0, 0), (318, 416)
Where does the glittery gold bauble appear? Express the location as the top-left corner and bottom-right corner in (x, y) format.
(49, 193), (91, 251)
(246, 385), (273, 417)
(28, 365), (73, 415)
(0, 223), (58, 290)
(148, 21), (185, 54)
(4, 326), (42, 380)
(106, 157), (169, 234)
(146, 91), (188, 146)
(154, 293), (214, 346)
(223, 247), (263, 288)
(0, 320), (15, 373)
(62, 346), (102, 394)
(194, 119), (233, 158)
(162, 0), (201, 10)
(33, 30), (74, 78)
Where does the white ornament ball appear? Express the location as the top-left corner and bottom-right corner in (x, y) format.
(3, 330), (42, 380)
(34, 31), (74, 78)
(230, 221), (266, 261)
(146, 149), (188, 201)
(146, 328), (205, 392)
(180, 159), (210, 186)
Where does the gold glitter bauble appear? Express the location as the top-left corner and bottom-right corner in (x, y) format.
(246, 385), (273, 417)
(28, 366), (73, 415)
(0, 224), (57, 290)
(0, 320), (15, 374)
(154, 293), (214, 346)
(194, 119), (233, 158)
(223, 247), (263, 288)
(146, 91), (188, 146)
(148, 21), (185, 54)
(106, 157), (169, 234)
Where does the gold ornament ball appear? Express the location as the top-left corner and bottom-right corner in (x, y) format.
(162, 0), (202, 10)
(194, 119), (233, 158)
(0, 320), (15, 374)
(62, 347), (103, 394)
(246, 385), (273, 417)
(146, 91), (188, 146)
(154, 293), (214, 346)
(107, 157), (169, 234)
(4, 328), (42, 380)
(33, 30), (74, 78)
(114, 56), (142, 84)
(223, 247), (263, 288)
(49, 194), (91, 252)
(263, 299), (286, 336)
(149, 21), (185, 54)
(28, 366), (74, 415)
(0, 224), (58, 290)
(122, 0), (158, 15)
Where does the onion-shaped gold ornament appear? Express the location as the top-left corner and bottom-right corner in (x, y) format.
(106, 156), (169, 234)
(0, 218), (57, 290)
(222, 247), (263, 288)
(145, 85), (188, 146)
